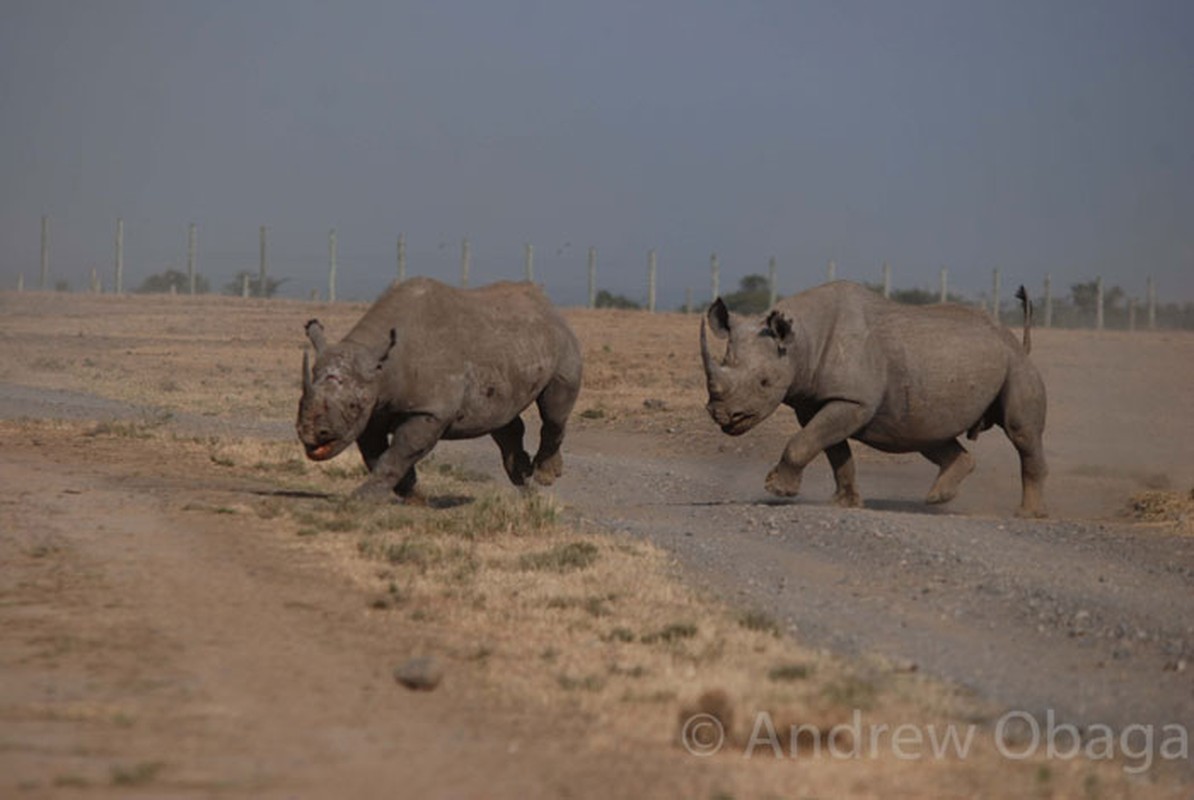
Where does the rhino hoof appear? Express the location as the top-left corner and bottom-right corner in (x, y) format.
(765, 466), (801, 497)
(532, 454), (563, 486)
(1014, 505), (1047, 519)
(832, 490), (862, 508)
(401, 491), (428, 508)
(503, 453), (534, 487)
(352, 482), (402, 505)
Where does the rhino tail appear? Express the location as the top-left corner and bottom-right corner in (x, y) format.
(1015, 285), (1032, 355)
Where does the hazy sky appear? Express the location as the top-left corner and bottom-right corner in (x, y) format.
(2, 1), (1192, 306)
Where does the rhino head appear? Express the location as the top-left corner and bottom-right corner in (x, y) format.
(296, 319), (396, 461)
(701, 298), (796, 436)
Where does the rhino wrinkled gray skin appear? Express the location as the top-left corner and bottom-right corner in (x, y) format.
(701, 281), (1047, 517)
(297, 277), (582, 502)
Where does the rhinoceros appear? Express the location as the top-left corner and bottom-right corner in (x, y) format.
(297, 277), (582, 502)
(700, 281), (1047, 517)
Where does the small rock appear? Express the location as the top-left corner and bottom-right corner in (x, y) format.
(394, 656), (444, 691)
(643, 398), (668, 411)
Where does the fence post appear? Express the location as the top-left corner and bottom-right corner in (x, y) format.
(710, 252), (720, 301)
(460, 238), (470, 287)
(524, 242), (534, 282)
(328, 228), (338, 302)
(90, 267), (99, 293)
(991, 268), (1001, 322)
(768, 256), (778, 307)
(397, 233), (406, 282)
(256, 225), (267, 297)
(187, 223), (197, 295)
(939, 266), (948, 303)
(684, 286), (693, 313)
(1147, 275), (1156, 330)
(587, 246), (596, 308)
(1043, 274), (1053, 328)
(1095, 276), (1104, 330)
(882, 262), (891, 298)
(17, 274), (24, 292)
(114, 217), (124, 294)
(647, 249), (657, 313)
(241, 272), (250, 298)
(1128, 297), (1137, 331)
(39, 215), (49, 290)
(827, 259), (836, 282)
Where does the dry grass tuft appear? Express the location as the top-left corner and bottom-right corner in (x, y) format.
(1126, 489), (1194, 534)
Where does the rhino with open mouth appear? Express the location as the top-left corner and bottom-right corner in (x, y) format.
(701, 281), (1047, 517)
(297, 277), (582, 502)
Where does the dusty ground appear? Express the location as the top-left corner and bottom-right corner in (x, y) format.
(1, 290), (1192, 797)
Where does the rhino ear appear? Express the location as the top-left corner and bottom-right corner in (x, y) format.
(305, 319), (327, 354)
(706, 298), (731, 340)
(764, 311), (794, 348)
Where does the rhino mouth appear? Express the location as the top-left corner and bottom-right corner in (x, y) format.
(720, 412), (758, 436)
(305, 440), (343, 461)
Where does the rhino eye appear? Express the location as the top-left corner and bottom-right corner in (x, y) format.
(760, 377), (772, 388)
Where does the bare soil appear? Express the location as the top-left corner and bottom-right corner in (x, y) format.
(1, 290), (1192, 797)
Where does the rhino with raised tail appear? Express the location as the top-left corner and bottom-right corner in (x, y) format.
(700, 281), (1047, 517)
(297, 277), (582, 502)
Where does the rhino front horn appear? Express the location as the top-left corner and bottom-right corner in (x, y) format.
(700, 317), (722, 376)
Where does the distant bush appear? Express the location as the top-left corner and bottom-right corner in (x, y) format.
(222, 271), (286, 298)
(136, 269), (209, 294)
(719, 274), (773, 314)
(864, 283), (965, 305)
(595, 289), (640, 310)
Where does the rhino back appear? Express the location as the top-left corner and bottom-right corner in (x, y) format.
(780, 282), (1032, 451)
(349, 278), (578, 431)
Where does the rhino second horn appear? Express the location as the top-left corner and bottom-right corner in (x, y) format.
(302, 350), (312, 394)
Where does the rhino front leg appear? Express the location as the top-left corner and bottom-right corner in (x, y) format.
(767, 401), (870, 497)
(491, 416), (533, 486)
(353, 414), (446, 503)
(356, 414), (391, 473)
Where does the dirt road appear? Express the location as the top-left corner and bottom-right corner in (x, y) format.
(4, 379), (1192, 742)
(542, 428), (1194, 735)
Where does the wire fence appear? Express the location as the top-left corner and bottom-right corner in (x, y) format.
(13, 215), (1194, 331)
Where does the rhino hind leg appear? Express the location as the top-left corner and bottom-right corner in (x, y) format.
(922, 440), (976, 504)
(531, 375), (578, 486)
(491, 417), (534, 487)
(993, 363), (1048, 518)
(1011, 436), (1047, 519)
(1000, 372), (1048, 518)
